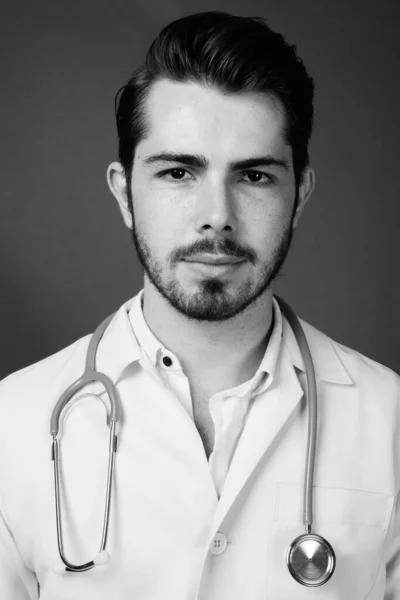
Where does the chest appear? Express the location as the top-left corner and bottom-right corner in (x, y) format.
(190, 388), (216, 458)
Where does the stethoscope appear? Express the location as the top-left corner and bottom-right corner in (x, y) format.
(50, 296), (335, 586)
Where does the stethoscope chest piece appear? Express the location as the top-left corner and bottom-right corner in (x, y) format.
(286, 533), (336, 587)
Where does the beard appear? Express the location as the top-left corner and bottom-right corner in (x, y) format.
(130, 216), (294, 322)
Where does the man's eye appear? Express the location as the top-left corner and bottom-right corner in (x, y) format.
(242, 171), (272, 184)
(159, 168), (190, 180)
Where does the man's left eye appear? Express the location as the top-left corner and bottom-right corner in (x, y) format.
(242, 171), (271, 184)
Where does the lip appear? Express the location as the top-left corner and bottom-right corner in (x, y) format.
(183, 254), (244, 265)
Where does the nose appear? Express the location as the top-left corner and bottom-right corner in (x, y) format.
(194, 180), (237, 235)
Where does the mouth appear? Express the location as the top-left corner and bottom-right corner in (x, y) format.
(183, 254), (245, 266)
(181, 254), (246, 277)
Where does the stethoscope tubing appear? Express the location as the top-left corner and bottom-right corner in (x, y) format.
(275, 296), (317, 533)
(50, 313), (119, 572)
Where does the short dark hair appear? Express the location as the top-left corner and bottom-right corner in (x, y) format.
(115, 11), (314, 205)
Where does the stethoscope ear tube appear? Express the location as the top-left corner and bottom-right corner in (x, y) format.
(50, 312), (120, 573)
(50, 370), (119, 435)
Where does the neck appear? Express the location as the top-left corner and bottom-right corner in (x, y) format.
(142, 279), (274, 390)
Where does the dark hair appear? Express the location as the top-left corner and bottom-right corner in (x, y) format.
(115, 11), (314, 205)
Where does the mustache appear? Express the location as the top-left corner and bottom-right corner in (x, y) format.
(172, 238), (256, 264)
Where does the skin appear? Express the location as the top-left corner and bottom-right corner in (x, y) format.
(107, 79), (314, 392)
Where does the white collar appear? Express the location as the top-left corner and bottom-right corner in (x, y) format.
(93, 291), (353, 387)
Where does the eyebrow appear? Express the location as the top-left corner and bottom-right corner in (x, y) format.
(142, 152), (290, 172)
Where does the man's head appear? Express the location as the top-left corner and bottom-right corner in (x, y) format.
(108, 12), (315, 321)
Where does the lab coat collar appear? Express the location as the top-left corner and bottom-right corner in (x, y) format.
(128, 290), (170, 367)
(283, 315), (353, 385)
(94, 297), (143, 384)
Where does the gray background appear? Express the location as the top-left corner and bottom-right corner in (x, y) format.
(1, 0), (399, 379)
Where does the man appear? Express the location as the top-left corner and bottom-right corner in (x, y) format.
(0, 11), (399, 599)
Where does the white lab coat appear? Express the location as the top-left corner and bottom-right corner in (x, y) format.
(0, 295), (399, 599)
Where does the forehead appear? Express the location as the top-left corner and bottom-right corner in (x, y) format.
(137, 79), (291, 163)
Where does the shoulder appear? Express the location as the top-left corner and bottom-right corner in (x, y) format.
(0, 334), (91, 405)
(300, 317), (400, 392)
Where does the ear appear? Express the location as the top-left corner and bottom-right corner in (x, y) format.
(292, 167), (315, 229)
(107, 162), (133, 229)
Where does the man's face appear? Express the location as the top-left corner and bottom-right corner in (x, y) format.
(125, 80), (309, 321)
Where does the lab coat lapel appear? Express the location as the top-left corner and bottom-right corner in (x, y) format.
(210, 343), (304, 534)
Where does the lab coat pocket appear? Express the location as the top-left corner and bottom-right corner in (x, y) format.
(268, 483), (393, 600)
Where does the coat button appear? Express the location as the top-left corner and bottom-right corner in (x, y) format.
(209, 532), (227, 555)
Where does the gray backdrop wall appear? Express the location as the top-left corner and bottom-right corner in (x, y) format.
(1, 0), (399, 379)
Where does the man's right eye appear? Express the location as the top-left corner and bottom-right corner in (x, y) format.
(158, 168), (190, 180)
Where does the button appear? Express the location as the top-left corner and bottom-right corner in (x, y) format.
(162, 356), (173, 367)
(209, 532), (227, 555)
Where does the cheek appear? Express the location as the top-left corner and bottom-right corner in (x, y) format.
(132, 191), (187, 255)
(246, 201), (292, 251)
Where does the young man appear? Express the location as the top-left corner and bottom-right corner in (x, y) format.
(0, 12), (399, 600)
